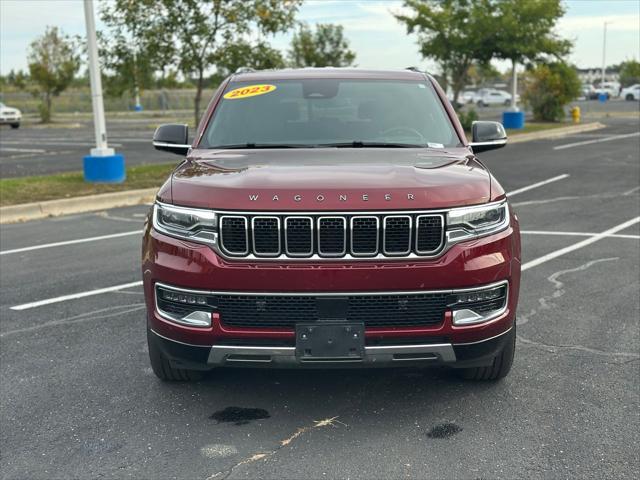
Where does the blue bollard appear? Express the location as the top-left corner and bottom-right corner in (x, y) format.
(502, 111), (525, 129)
(83, 154), (126, 183)
(134, 104), (143, 111)
(598, 93), (608, 103)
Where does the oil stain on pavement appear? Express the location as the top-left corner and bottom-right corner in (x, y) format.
(427, 423), (462, 439)
(210, 406), (271, 425)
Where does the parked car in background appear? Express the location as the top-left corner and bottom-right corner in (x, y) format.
(621, 84), (640, 101)
(459, 90), (477, 104)
(476, 89), (518, 107)
(595, 82), (620, 98)
(581, 83), (597, 100)
(0, 102), (21, 128)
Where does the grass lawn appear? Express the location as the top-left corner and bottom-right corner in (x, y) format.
(0, 163), (177, 207)
(506, 121), (573, 135)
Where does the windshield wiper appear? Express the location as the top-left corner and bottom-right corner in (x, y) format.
(316, 141), (425, 148)
(207, 143), (314, 149)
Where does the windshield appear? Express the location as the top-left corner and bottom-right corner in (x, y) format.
(200, 78), (460, 149)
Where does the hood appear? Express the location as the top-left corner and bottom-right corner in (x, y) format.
(168, 148), (491, 211)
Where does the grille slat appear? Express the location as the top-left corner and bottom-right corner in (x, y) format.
(285, 217), (313, 256)
(317, 217), (346, 256)
(351, 216), (379, 255)
(220, 216), (248, 255)
(383, 216), (412, 255)
(221, 212), (444, 259)
(252, 217), (280, 256)
(416, 215), (444, 253)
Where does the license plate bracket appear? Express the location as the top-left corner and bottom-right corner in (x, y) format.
(295, 323), (365, 359)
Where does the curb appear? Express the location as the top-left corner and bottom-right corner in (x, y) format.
(0, 121), (607, 225)
(0, 187), (158, 224)
(508, 121), (605, 143)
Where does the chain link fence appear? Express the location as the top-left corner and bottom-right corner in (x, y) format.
(0, 88), (216, 114)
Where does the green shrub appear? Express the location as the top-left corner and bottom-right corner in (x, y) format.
(524, 62), (581, 122)
(458, 108), (479, 131)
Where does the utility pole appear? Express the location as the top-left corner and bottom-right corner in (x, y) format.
(601, 21), (612, 86)
(82, 0), (125, 182)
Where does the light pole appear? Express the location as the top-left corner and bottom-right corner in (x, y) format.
(82, 0), (125, 183)
(601, 21), (612, 86)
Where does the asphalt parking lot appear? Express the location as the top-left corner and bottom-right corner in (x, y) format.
(0, 117), (179, 177)
(1, 117), (639, 479)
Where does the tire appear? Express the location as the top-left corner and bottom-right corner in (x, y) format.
(147, 329), (205, 382)
(476, 100), (485, 107)
(10, 123), (19, 129)
(456, 325), (516, 381)
(627, 94), (635, 101)
(504, 100), (510, 106)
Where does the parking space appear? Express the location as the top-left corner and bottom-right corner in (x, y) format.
(1, 118), (638, 479)
(0, 119), (178, 177)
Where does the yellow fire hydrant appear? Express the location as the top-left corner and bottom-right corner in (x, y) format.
(571, 106), (581, 124)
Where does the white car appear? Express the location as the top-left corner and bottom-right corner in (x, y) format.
(476, 89), (519, 107)
(595, 82), (620, 98)
(0, 102), (22, 128)
(621, 84), (640, 101)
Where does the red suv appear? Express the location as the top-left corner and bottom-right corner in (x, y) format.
(143, 68), (520, 381)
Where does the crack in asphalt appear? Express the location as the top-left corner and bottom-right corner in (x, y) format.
(205, 416), (346, 480)
(0, 303), (145, 337)
(516, 257), (639, 363)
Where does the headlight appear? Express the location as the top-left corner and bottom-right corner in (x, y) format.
(153, 202), (218, 245)
(446, 201), (509, 243)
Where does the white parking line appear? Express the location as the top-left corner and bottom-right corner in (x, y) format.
(0, 230), (142, 255)
(507, 174), (569, 196)
(521, 216), (640, 271)
(10, 281), (143, 311)
(553, 132), (640, 150)
(521, 230), (640, 240)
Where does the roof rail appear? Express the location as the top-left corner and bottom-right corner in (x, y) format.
(235, 67), (255, 74)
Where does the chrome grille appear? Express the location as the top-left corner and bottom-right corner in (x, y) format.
(218, 213), (444, 260)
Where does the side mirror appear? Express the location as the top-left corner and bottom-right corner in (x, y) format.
(469, 121), (507, 153)
(153, 124), (190, 155)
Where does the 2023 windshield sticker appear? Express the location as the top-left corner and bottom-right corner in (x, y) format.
(223, 84), (277, 100)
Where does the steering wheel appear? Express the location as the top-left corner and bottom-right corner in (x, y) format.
(380, 126), (426, 143)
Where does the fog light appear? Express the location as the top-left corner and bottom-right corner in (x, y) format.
(181, 311), (212, 327)
(450, 283), (508, 326)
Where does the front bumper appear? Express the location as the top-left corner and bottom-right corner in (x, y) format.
(149, 327), (513, 370)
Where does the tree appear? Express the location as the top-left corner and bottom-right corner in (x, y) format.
(288, 23), (356, 68)
(493, 0), (572, 109)
(395, 0), (496, 109)
(215, 40), (287, 77)
(161, 0), (302, 126)
(619, 60), (640, 87)
(27, 26), (80, 122)
(523, 62), (580, 122)
(100, 0), (173, 105)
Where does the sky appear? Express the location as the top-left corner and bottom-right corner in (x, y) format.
(1, 0), (639, 76)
